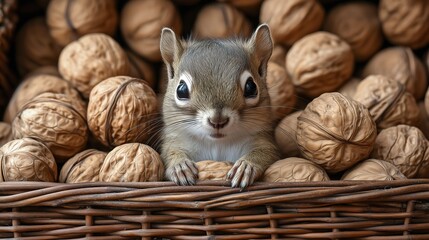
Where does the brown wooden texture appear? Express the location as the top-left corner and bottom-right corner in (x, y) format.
(0, 180), (428, 239)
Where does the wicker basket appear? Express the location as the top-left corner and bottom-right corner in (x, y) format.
(1, 179), (428, 239)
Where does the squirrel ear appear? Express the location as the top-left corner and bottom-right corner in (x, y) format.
(160, 28), (183, 79)
(247, 24), (273, 79)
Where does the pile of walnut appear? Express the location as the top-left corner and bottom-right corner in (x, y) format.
(0, 0), (428, 184)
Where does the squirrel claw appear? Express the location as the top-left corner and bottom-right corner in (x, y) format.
(167, 160), (198, 186)
(227, 160), (257, 189)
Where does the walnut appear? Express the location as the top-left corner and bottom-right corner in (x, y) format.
(353, 75), (420, 130)
(417, 102), (429, 139)
(260, 0), (324, 45)
(323, 2), (382, 61)
(416, 124), (429, 177)
(341, 159), (407, 181)
(46, 0), (118, 47)
(267, 62), (296, 122)
(379, 0), (429, 49)
(371, 125), (428, 178)
(0, 122), (12, 147)
(338, 78), (361, 99)
(12, 92), (88, 163)
(87, 76), (158, 148)
(15, 17), (62, 76)
(296, 92), (377, 173)
(286, 32), (354, 97)
(126, 50), (156, 90)
(270, 44), (288, 66)
(193, 3), (252, 39)
(99, 143), (164, 182)
(121, 0), (182, 62)
(24, 66), (61, 79)
(0, 138), (57, 182)
(263, 157), (330, 182)
(58, 33), (130, 98)
(4, 74), (81, 123)
(363, 47), (428, 100)
(217, 0), (262, 16)
(275, 110), (302, 158)
(59, 149), (107, 183)
(421, 89), (429, 139)
(196, 160), (233, 181)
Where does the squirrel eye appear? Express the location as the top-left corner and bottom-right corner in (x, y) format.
(244, 77), (258, 98)
(176, 80), (190, 100)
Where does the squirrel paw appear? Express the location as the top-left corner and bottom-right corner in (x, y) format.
(166, 160), (198, 186)
(227, 160), (260, 189)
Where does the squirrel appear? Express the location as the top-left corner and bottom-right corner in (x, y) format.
(159, 24), (280, 188)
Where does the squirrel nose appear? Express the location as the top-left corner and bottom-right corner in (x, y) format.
(208, 116), (229, 129)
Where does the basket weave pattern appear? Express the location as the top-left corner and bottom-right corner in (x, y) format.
(1, 180), (428, 239)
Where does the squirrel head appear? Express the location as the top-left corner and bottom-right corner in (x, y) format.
(160, 24), (274, 141)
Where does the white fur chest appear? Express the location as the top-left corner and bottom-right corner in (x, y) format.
(187, 137), (252, 162)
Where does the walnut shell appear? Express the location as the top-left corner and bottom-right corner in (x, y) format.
(371, 125), (428, 178)
(126, 50), (156, 90)
(193, 3), (252, 39)
(24, 66), (61, 79)
(417, 130), (429, 178)
(58, 33), (130, 98)
(0, 138), (57, 182)
(121, 0), (182, 62)
(421, 89), (429, 144)
(4, 74), (81, 123)
(59, 149), (107, 183)
(260, 0), (324, 46)
(286, 32), (354, 98)
(196, 160), (233, 181)
(217, 0), (262, 15)
(275, 110), (302, 158)
(418, 101), (429, 178)
(270, 44), (288, 66)
(323, 2), (382, 61)
(99, 143), (164, 182)
(363, 47), (428, 100)
(12, 92), (88, 163)
(0, 122), (12, 147)
(263, 157), (330, 182)
(46, 0), (118, 47)
(296, 92), (377, 173)
(417, 101), (429, 139)
(341, 159), (407, 181)
(353, 75), (420, 130)
(338, 78), (360, 99)
(15, 17), (62, 76)
(267, 62), (296, 122)
(87, 76), (158, 148)
(379, 0), (429, 49)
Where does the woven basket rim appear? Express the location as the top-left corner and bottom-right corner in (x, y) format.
(1, 180), (428, 239)
(1, 179), (429, 191)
